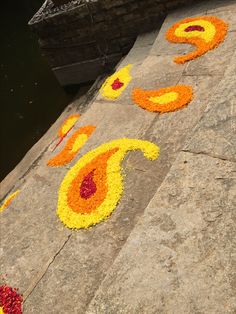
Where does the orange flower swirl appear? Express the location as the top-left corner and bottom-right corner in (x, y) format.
(132, 85), (193, 113)
(47, 126), (96, 167)
(166, 16), (228, 63)
(57, 139), (159, 229)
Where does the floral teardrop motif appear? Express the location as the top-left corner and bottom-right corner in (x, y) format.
(99, 65), (132, 100)
(132, 85), (193, 112)
(57, 138), (159, 229)
(166, 16), (228, 63)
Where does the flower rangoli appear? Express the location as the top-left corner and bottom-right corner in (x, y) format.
(166, 16), (228, 63)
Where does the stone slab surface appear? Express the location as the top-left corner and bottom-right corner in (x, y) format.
(185, 50), (236, 161)
(126, 72), (224, 190)
(183, 31), (236, 76)
(0, 175), (71, 296)
(119, 30), (161, 69)
(207, 2), (236, 30)
(87, 152), (236, 314)
(22, 66), (227, 313)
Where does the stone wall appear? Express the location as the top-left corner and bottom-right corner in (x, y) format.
(29, 0), (197, 85)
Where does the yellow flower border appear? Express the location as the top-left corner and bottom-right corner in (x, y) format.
(100, 64), (133, 100)
(57, 139), (159, 229)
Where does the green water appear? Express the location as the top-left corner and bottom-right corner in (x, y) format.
(0, 1), (76, 180)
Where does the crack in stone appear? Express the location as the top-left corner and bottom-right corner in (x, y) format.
(23, 233), (72, 303)
(182, 149), (236, 163)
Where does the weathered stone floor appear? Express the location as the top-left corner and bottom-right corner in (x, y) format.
(0, 1), (235, 313)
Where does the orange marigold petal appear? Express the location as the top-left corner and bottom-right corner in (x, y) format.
(132, 85), (193, 113)
(0, 190), (21, 213)
(166, 16), (228, 63)
(67, 148), (119, 214)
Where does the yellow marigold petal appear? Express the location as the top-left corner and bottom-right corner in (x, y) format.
(58, 114), (81, 138)
(0, 190), (21, 213)
(100, 64), (133, 100)
(149, 92), (179, 105)
(166, 16), (228, 63)
(57, 138), (159, 229)
(132, 85), (193, 113)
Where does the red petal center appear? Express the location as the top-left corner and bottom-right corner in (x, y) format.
(111, 78), (124, 90)
(185, 25), (205, 32)
(0, 285), (23, 314)
(80, 171), (97, 199)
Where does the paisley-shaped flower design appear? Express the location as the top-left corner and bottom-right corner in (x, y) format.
(47, 126), (96, 167)
(57, 138), (159, 229)
(0, 190), (20, 213)
(100, 65), (132, 100)
(0, 285), (23, 314)
(166, 16), (228, 63)
(132, 85), (193, 112)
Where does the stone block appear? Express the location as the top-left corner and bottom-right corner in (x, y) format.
(87, 152), (236, 314)
(184, 51), (236, 161)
